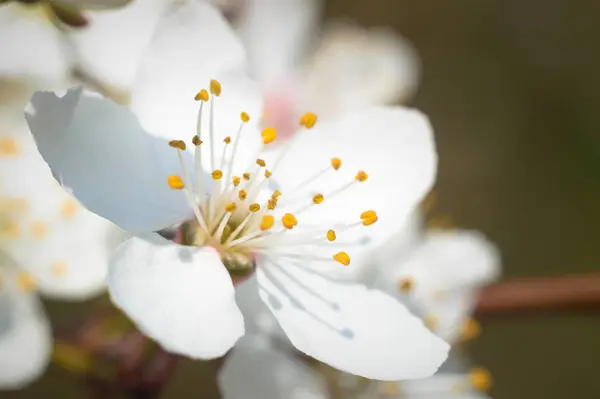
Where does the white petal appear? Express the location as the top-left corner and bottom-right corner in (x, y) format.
(219, 335), (329, 399)
(25, 88), (194, 232)
(299, 21), (421, 118)
(0, 111), (125, 299)
(0, 262), (51, 389)
(234, 275), (286, 339)
(108, 233), (244, 359)
(270, 107), (437, 272)
(380, 230), (500, 342)
(256, 258), (449, 380)
(0, 4), (69, 85)
(235, 0), (320, 84)
(66, 0), (169, 93)
(130, 1), (252, 139)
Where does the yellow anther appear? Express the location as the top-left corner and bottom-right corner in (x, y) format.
(360, 210), (378, 226)
(249, 203), (261, 212)
(312, 193), (324, 204)
(243, 173), (251, 180)
(17, 272), (36, 292)
(267, 198), (277, 210)
(192, 135), (203, 146)
(29, 221), (48, 239)
(1, 220), (20, 238)
(210, 79), (222, 96)
(225, 203), (237, 212)
(168, 140), (186, 151)
(282, 213), (298, 230)
(238, 190), (247, 200)
(232, 176), (241, 187)
(424, 315), (438, 330)
(241, 112), (250, 122)
(51, 262), (68, 277)
(469, 368), (492, 392)
(272, 190), (282, 199)
(355, 170), (369, 182)
(256, 159), (266, 167)
(223, 136), (231, 144)
(167, 175), (185, 190)
(326, 230), (336, 241)
(461, 319), (481, 341)
(333, 251), (350, 266)
(0, 137), (19, 156)
(212, 170), (223, 180)
(398, 278), (414, 293)
(60, 199), (78, 218)
(264, 170), (272, 178)
(331, 158), (342, 170)
(261, 127), (277, 144)
(260, 215), (275, 231)
(195, 89), (209, 102)
(299, 112), (318, 128)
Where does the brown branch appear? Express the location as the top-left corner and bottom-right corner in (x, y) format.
(475, 272), (600, 316)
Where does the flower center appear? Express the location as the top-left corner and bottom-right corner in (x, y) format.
(166, 80), (378, 275)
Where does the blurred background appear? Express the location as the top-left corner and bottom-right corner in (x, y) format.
(4, 0), (600, 398)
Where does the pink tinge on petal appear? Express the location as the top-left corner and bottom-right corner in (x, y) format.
(261, 84), (299, 143)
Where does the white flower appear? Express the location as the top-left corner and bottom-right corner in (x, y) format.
(0, 0), (169, 99)
(26, 1), (448, 380)
(232, 1), (420, 137)
(218, 335), (330, 399)
(337, 361), (493, 398)
(0, 253), (51, 390)
(370, 214), (501, 344)
(0, 105), (123, 388)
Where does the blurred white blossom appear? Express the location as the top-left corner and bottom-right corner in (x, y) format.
(26, 1), (449, 380)
(0, 0), (170, 105)
(219, 335), (330, 399)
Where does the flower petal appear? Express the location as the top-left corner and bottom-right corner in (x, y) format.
(299, 22), (421, 118)
(256, 257), (449, 380)
(129, 1), (252, 140)
(0, 4), (68, 85)
(218, 335), (329, 399)
(268, 106), (436, 273)
(108, 233), (244, 359)
(1, 111), (125, 299)
(235, 0), (319, 84)
(0, 260), (51, 389)
(66, 0), (169, 94)
(25, 88), (194, 232)
(378, 230), (500, 342)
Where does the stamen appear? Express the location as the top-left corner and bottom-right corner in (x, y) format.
(225, 205), (260, 244)
(326, 230), (336, 241)
(333, 251), (350, 266)
(168, 140), (186, 151)
(224, 202), (237, 212)
(312, 194), (324, 204)
(282, 213), (298, 230)
(256, 159), (266, 167)
(232, 176), (241, 187)
(469, 368), (492, 392)
(261, 127), (277, 144)
(398, 277), (414, 293)
(224, 112), (249, 185)
(243, 173), (251, 181)
(355, 170), (369, 182)
(210, 79), (222, 96)
(167, 175), (184, 190)
(299, 112), (318, 129)
(264, 170), (272, 178)
(331, 157), (342, 170)
(212, 170), (223, 180)
(260, 215), (275, 231)
(238, 190), (247, 201)
(195, 89), (209, 102)
(360, 210), (378, 226)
